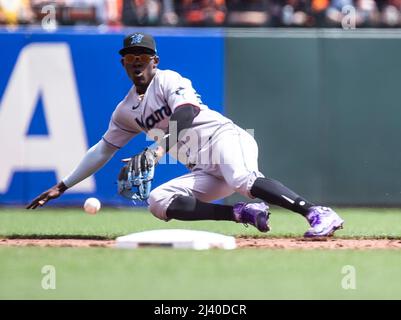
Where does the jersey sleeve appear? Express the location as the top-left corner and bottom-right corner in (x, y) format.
(162, 71), (203, 113)
(102, 111), (140, 149)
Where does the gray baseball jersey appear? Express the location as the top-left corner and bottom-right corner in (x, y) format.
(103, 69), (232, 165)
(102, 68), (263, 220)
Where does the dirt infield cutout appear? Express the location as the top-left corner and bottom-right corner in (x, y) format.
(1, 237), (401, 249)
(236, 237), (401, 249)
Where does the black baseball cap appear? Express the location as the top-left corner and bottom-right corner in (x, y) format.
(119, 33), (157, 56)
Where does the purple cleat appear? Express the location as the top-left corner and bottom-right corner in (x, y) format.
(304, 206), (344, 237)
(233, 202), (270, 233)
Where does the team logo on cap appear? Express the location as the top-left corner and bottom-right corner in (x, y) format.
(130, 34), (144, 45)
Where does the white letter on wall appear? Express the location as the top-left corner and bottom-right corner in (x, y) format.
(0, 43), (95, 193)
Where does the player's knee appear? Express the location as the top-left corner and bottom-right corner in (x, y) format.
(148, 190), (170, 221)
(167, 195), (196, 212)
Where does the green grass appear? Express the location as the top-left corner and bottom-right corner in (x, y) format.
(0, 207), (401, 299)
(0, 207), (400, 238)
(1, 247), (401, 299)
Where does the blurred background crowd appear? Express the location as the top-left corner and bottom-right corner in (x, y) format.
(1, 0), (401, 28)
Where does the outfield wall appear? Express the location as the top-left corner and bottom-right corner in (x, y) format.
(226, 29), (401, 206)
(1, 28), (400, 206)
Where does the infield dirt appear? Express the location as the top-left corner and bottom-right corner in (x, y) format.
(1, 237), (401, 249)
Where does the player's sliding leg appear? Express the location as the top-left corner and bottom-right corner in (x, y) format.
(166, 195), (270, 233)
(250, 177), (344, 237)
(250, 177), (314, 215)
(147, 170), (270, 233)
(211, 125), (344, 237)
(166, 195), (234, 221)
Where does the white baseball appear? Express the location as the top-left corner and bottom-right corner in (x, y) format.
(83, 197), (101, 214)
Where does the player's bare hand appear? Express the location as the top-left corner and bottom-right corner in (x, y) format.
(26, 182), (68, 209)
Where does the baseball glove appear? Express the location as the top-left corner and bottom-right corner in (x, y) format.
(117, 148), (158, 202)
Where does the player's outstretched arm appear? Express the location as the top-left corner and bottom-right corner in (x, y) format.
(26, 139), (118, 209)
(26, 181), (68, 209)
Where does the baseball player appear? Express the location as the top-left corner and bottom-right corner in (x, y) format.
(27, 33), (344, 237)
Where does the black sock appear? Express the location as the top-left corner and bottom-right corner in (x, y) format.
(166, 195), (235, 221)
(250, 177), (314, 216)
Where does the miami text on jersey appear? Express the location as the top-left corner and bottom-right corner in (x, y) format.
(135, 105), (172, 130)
